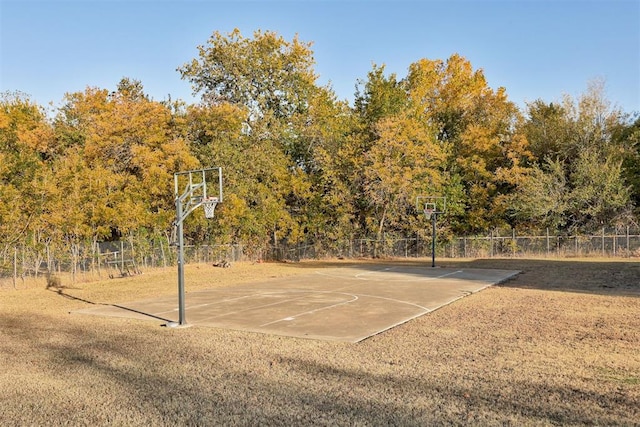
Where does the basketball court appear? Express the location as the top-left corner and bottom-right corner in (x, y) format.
(73, 264), (519, 342)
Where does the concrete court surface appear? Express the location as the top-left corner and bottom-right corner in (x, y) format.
(73, 264), (519, 343)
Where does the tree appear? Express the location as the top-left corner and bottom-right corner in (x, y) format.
(183, 101), (297, 249)
(0, 92), (53, 256)
(403, 54), (531, 232)
(179, 29), (334, 250)
(521, 100), (570, 164)
(179, 29), (317, 136)
(515, 80), (632, 232)
(618, 116), (640, 210)
(511, 159), (570, 230)
(362, 113), (445, 240)
(53, 79), (199, 239)
(354, 64), (408, 140)
(277, 85), (359, 245)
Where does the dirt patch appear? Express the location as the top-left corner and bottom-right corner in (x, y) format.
(1, 258), (638, 425)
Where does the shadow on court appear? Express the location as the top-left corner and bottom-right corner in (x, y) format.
(73, 264), (519, 342)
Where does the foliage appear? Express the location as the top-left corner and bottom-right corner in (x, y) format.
(1, 32), (637, 257)
(618, 116), (640, 210)
(0, 92), (52, 254)
(514, 80), (632, 232)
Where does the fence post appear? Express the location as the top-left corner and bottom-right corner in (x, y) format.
(627, 226), (630, 256)
(463, 236), (467, 258)
(13, 247), (17, 289)
(602, 227), (606, 257)
(120, 241), (125, 273)
(21, 246), (26, 285)
(546, 228), (550, 257)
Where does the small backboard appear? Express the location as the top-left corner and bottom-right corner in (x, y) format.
(416, 196), (446, 219)
(174, 167), (223, 206)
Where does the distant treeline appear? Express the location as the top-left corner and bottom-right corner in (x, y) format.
(1, 29), (639, 259)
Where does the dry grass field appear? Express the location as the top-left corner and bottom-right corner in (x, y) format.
(1, 258), (638, 426)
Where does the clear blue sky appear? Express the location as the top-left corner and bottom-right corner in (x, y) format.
(1, 0), (639, 115)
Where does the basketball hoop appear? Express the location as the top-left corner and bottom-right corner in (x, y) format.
(423, 202), (436, 220)
(172, 167), (223, 326)
(202, 197), (218, 219)
(416, 196), (446, 268)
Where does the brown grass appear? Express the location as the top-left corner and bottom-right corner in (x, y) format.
(1, 258), (638, 426)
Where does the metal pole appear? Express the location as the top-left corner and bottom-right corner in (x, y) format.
(431, 213), (436, 268)
(120, 240), (125, 273)
(177, 198), (186, 325)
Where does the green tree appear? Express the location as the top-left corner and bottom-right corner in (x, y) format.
(179, 29), (331, 250)
(179, 29), (317, 138)
(511, 159), (570, 230)
(295, 88), (361, 243)
(354, 65), (408, 140)
(515, 81), (632, 231)
(353, 65), (420, 239)
(618, 116), (640, 209)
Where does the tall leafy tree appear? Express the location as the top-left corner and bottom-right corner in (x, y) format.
(53, 79), (199, 240)
(514, 80), (632, 232)
(179, 29), (328, 249)
(353, 65), (418, 238)
(294, 87), (360, 243)
(179, 29), (317, 139)
(404, 54), (530, 233)
(0, 92), (53, 256)
(362, 112), (446, 239)
(618, 116), (640, 210)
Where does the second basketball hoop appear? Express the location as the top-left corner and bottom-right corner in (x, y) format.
(416, 196), (446, 268)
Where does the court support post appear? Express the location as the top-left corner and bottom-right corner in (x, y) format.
(431, 212), (437, 268)
(176, 195), (186, 325)
(169, 167), (222, 328)
(416, 196), (446, 269)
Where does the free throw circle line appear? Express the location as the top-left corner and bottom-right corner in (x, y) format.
(197, 291), (317, 322)
(260, 291), (359, 327)
(259, 289), (431, 327)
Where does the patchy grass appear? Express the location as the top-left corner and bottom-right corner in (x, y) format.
(1, 258), (638, 425)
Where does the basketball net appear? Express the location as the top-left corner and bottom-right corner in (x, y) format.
(202, 197), (219, 219)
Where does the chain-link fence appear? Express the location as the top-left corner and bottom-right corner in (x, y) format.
(0, 239), (245, 288)
(2, 226), (639, 288)
(447, 227), (640, 258)
(263, 226), (640, 261)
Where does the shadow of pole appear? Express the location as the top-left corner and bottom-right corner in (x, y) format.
(49, 287), (173, 323)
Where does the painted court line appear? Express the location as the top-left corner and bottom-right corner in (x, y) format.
(354, 266), (394, 278)
(259, 291), (359, 327)
(153, 294), (261, 316)
(71, 266), (520, 342)
(197, 292), (316, 322)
